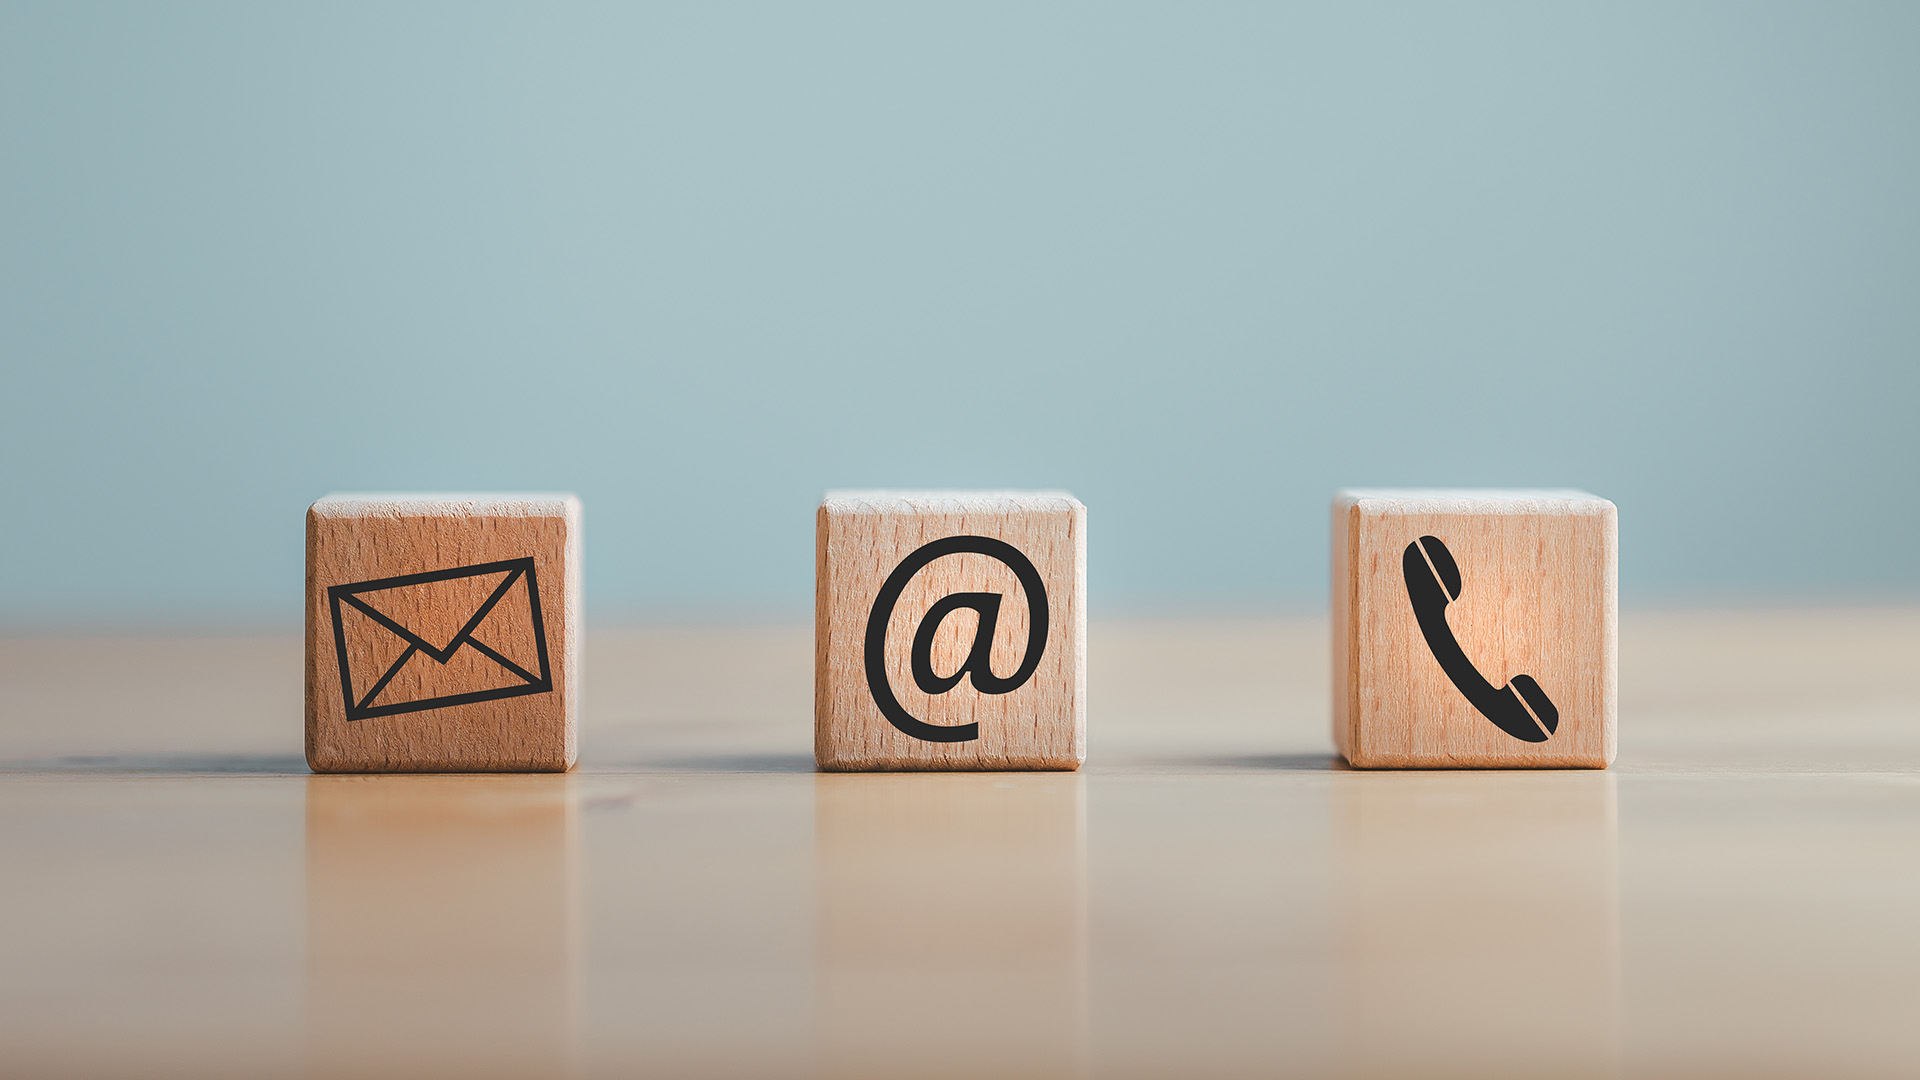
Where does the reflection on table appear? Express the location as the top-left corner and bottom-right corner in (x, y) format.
(815, 772), (1086, 1080)
(1333, 772), (1618, 1078)
(305, 775), (578, 1078)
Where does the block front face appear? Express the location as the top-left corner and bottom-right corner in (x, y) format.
(816, 492), (1086, 771)
(305, 495), (581, 773)
(1333, 490), (1616, 769)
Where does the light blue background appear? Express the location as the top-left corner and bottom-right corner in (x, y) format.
(3, 3), (1916, 624)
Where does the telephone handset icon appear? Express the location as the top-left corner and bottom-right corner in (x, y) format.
(1402, 535), (1559, 743)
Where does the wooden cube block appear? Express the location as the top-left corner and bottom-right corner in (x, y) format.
(305, 494), (581, 772)
(1332, 489), (1616, 769)
(815, 491), (1085, 771)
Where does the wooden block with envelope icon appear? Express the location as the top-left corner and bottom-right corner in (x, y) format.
(1331, 488), (1616, 769)
(305, 494), (581, 772)
(815, 491), (1085, 771)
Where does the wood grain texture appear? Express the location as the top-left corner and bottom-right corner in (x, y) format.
(305, 494), (581, 773)
(1332, 489), (1616, 768)
(815, 491), (1086, 771)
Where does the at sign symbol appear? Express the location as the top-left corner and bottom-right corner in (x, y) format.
(862, 536), (1049, 743)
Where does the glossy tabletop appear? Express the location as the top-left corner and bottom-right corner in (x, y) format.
(2, 609), (1918, 1078)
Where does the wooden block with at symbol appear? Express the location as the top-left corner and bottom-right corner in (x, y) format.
(305, 494), (581, 773)
(815, 491), (1086, 771)
(1332, 489), (1616, 769)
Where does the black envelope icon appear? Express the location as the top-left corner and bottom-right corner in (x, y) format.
(328, 558), (553, 721)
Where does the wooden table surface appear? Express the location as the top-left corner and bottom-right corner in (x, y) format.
(2, 609), (1917, 1079)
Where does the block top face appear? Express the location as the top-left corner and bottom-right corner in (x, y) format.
(1337, 489), (1614, 517)
(816, 490), (1086, 771)
(822, 490), (1083, 515)
(310, 493), (580, 519)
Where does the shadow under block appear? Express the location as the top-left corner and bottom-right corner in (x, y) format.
(815, 491), (1086, 771)
(305, 494), (581, 773)
(1332, 489), (1616, 769)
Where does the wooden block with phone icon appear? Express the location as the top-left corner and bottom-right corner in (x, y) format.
(1332, 489), (1616, 768)
(306, 494), (581, 773)
(815, 491), (1085, 771)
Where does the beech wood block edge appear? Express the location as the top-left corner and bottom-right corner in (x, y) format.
(305, 493), (581, 773)
(1331, 488), (1617, 769)
(816, 491), (1086, 772)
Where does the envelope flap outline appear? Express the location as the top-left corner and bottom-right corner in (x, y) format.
(326, 557), (555, 722)
(334, 560), (528, 660)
